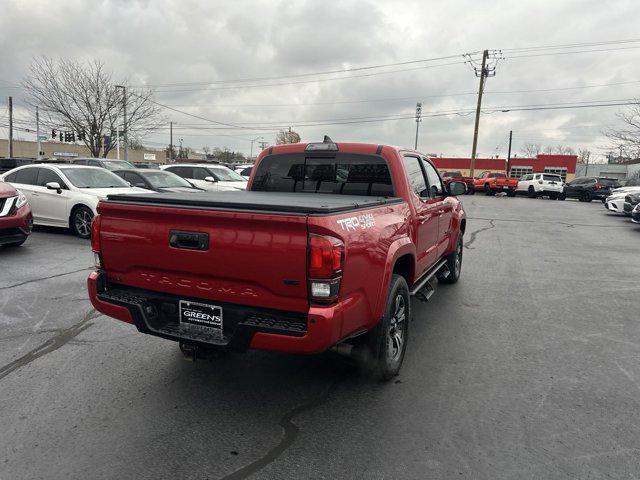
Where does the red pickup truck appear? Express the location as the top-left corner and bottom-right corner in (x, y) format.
(88, 139), (467, 379)
(473, 171), (518, 196)
(441, 171), (475, 195)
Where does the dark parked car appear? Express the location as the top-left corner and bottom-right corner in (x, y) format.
(132, 162), (161, 169)
(561, 177), (621, 202)
(0, 158), (35, 175)
(113, 169), (204, 193)
(72, 158), (135, 171)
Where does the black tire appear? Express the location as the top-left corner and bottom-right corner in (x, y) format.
(438, 236), (463, 284)
(506, 189), (516, 197)
(581, 192), (592, 202)
(484, 183), (494, 196)
(527, 186), (536, 198)
(71, 206), (94, 239)
(469, 188), (476, 195)
(361, 274), (410, 381)
(558, 192), (566, 201)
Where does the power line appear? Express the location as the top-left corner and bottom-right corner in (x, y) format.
(149, 60), (470, 93)
(131, 53), (477, 88)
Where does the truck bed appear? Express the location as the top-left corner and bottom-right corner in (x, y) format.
(105, 191), (402, 215)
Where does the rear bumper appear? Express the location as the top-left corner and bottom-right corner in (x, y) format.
(0, 205), (33, 245)
(87, 271), (346, 354)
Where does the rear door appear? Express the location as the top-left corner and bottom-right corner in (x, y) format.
(98, 202), (311, 312)
(402, 155), (439, 274)
(8, 167), (40, 219)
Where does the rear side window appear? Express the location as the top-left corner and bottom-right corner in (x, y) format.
(14, 167), (39, 185)
(489, 173), (506, 178)
(543, 174), (561, 182)
(251, 153), (394, 197)
(4, 171), (17, 182)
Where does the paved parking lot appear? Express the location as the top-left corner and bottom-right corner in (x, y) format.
(1, 195), (639, 479)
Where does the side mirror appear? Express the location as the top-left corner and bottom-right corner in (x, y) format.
(448, 181), (467, 196)
(46, 182), (62, 194)
(204, 176), (217, 183)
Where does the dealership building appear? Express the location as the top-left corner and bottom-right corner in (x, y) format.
(431, 154), (578, 182)
(0, 138), (169, 164)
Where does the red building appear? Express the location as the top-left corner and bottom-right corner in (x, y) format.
(431, 154), (577, 181)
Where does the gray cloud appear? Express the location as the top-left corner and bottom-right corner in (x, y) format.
(1, 0), (639, 160)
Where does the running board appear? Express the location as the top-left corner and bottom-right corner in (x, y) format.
(409, 259), (448, 297)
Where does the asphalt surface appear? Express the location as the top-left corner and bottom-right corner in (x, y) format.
(1, 195), (639, 480)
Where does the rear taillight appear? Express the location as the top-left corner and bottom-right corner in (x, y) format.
(91, 214), (102, 268)
(308, 234), (344, 302)
(595, 183), (603, 189)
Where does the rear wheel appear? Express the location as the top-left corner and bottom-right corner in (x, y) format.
(71, 206), (94, 239)
(506, 189), (516, 197)
(360, 274), (409, 380)
(558, 192), (566, 201)
(484, 183), (494, 196)
(549, 193), (558, 200)
(527, 186), (536, 198)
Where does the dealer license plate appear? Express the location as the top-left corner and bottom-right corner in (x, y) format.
(179, 300), (223, 337)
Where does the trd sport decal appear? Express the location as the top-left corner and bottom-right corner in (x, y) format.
(337, 213), (375, 231)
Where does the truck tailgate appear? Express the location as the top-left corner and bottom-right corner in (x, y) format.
(97, 201), (310, 313)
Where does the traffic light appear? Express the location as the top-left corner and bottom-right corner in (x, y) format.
(51, 129), (57, 139)
(59, 132), (63, 142)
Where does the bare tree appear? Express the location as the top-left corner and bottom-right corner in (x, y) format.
(604, 101), (640, 159)
(276, 129), (301, 145)
(578, 148), (591, 164)
(22, 57), (162, 158)
(521, 143), (542, 157)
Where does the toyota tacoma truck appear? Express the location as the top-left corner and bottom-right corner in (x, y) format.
(88, 138), (467, 379)
(473, 171), (518, 196)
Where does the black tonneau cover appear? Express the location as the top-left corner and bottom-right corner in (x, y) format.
(105, 191), (403, 215)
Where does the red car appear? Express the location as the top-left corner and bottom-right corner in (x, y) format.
(441, 171), (474, 194)
(473, 171), (518, 196)
(0, 181), (33, 247)
(88, 139), (467, 378)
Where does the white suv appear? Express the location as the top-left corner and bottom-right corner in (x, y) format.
(516, 173), (564, 199)
(1, 164), (148, 238)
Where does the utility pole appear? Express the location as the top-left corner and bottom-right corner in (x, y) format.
(469, 50), (489, 178)
(36, 106), (42, 160)
(116, 85), (128, 162)
(506, 130), (513, 177)
(116, 127), (120, 160)
(169, 121), (173, 162)
(8, 96), (13, 158)
(414, 102), (422, 150)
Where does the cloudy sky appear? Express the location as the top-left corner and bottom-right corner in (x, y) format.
(1, 0), (639, 160)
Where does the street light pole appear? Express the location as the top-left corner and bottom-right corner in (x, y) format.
(115, 85), (128, 162)
(414, 102), (422, 150)
(36, 106), (42, 160)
